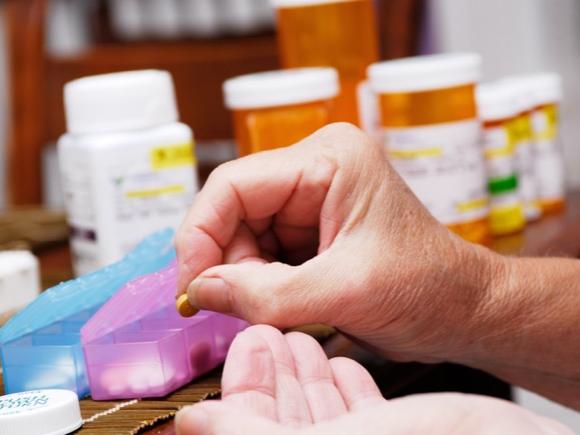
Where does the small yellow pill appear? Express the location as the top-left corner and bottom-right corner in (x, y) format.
(176, 294), (199, 318)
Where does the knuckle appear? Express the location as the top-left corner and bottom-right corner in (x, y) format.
(207, 160), (235, 184)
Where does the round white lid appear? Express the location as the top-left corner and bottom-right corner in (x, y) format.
(368, 52), (482, 93)
(223, 67), (339, 110)
(504, 73), (563, 107)
(0, 390), (82, 435)
(500, 76), (538, 113)
(64, 69), (179, 135)
(477, 82), (521, 122)
(270, 0), (344, 7)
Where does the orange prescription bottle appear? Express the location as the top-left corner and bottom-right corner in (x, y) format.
(368, 53), (490, 244)
(223, 68), (339, 156)
(477, 83), (525, 236)
(524, 73), (565, 215)
(270, 0), (379, 126)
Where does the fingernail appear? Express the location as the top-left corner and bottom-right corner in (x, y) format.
(187, 277), (231, 312)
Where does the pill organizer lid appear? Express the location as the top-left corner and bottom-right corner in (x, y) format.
(477, 82), (521, 122)
(270, 0), (346, 7)
(368, 52), (481, 93)
(81, 262), (179, 343)
(0, 229), (175, 344)
(0, 390), (82, 435)
(223, 67), (339, 110)
(64, 69), (179, 135)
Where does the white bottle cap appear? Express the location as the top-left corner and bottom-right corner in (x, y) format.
(368, 53), (482, 94)
(477, 82), (521, 122)
(500, 76), (538, 114)
(223, 67), (339, 110)
(64, 70), (179, 135)
(0, 390), (82, 435)
(503, 73), (563, 108)
(270, 0), (343, 7)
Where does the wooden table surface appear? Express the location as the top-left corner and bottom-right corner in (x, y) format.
(27, 192), (580, 434)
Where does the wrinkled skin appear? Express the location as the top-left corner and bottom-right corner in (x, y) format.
(175, 123), (580, 433)
(176, 123), (495, 364)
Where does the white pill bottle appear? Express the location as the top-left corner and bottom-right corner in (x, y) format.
(58, 70), (198, 276)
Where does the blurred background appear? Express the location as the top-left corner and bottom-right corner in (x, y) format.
(0, 0), (579, 429)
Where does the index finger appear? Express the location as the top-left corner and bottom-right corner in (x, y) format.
(175, 147), (303, 293)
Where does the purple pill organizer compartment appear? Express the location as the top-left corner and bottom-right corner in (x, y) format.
(81, 262), (247, 400)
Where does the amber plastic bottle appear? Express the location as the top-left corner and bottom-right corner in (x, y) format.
(271, 0), (379, 126)
(223, 68), (339, 156)
(368, 53), (490, 245)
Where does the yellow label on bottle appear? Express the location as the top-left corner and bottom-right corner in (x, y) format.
(490, 203), (525, 235)
(534, 105), (558, 141)
(125, 184), (186, 199)
(389, 147), (442, 159)
(456, 197), (489, 213)
(151, 142), (196, 170)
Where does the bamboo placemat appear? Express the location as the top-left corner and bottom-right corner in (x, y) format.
(76, 370), (222, 434)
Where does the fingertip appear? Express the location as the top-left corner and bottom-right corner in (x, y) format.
(329, 357), (384, 411)
(175, 404), (210, 435)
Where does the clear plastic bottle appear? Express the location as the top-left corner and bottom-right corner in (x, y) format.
(368, 53), (490, 244)
(270, 0), (379, 126)
(58, 70), (198, 276)
(223, 68), (339, 156)
(477, 83), (525, 236)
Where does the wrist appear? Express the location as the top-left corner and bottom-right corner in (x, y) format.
(445, 246), (515, 366)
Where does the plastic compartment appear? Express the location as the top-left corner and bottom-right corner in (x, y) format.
(0, 230), (175, 398)
(82, 263), (247, 400)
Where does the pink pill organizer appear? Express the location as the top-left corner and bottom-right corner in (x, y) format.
(81, 262), (247, 400)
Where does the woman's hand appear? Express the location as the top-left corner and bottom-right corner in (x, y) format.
(176, 123), (502, 363)
(175, 325), (571, 435)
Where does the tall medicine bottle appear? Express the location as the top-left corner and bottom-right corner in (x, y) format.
(270, 0), (379, 126)
(477, 83), (525, 236)
(58, 70), (198, 276)
(368, 53), (490, 244)
(525, 73), (565, 214)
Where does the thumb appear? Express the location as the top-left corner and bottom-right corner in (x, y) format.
(185, 259), (338, 328)
(175, 401), (291, 435)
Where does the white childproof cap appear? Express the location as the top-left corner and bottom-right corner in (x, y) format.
(64, 69), (179, 135)
(0, 390), (83, 435)
(368, 52), (482, 94)
(477, 82), (522, 122)
(502, 73), (563, 110)
(223, 67), (340, 110)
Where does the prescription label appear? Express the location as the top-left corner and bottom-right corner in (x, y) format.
(382, 119), (488, 225)
(151, 142), (196, 170)
(98, 141), (197, 257)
